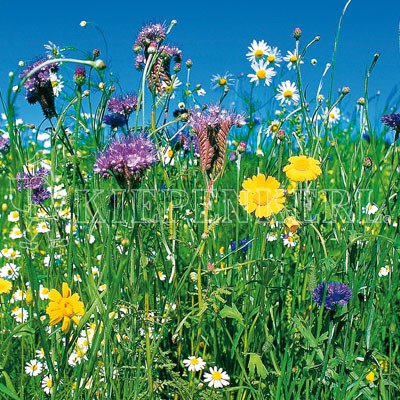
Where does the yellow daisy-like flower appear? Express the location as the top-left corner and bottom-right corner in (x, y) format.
(283, 155), (322, 182)
(46, 282), (85, 333)
(239, 174), (285, 218)
(0, 277), (12, 294)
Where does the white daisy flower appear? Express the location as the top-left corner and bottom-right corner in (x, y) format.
(161, 76), (182, 99)
(0, 263), (20, 280)
(275, 80), (300, 105)
(50, 73), (64, 97)
(36, 222), (50, 233)
(36, 348), (46, 359)
(283, 50), (304, 70)
(378, 265), (391, 277)
(41, 375), (53, 395)
(7, 211), (19, 222)
(39, 285), (50, 300)
(247, 60), (276, 86)
(266, 232), (278, 242)
(246, 40), (270, 63)
(282, 233), (297, 247)
(0, 247), (21, 259)
(11, 306), (29, 323)
(25, 359), (43, 376)
(211, 72), (235, 91)
(203, 366), (230, 388)
(156, 271), (167, 281)
(11, 289), (26, 302)
(322, 106), (341, 126)
(363, 203), (378, 215)
(9, 225), (24, 240)
(183, 356), (207, 372)
(266, 46), (282, 67)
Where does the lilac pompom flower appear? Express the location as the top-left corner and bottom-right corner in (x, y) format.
(0, 135), (10, 152)
(16, 167), (50, 204)
(19, 58), (59, 118)
(94, 133), (158, 188)
(312, 282), (352, 310)
(103, 94), (139, 128)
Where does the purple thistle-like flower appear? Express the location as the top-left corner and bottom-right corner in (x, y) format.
(0, 135), (10, 152)
(20, 58), (59, 118)
(16, 167), (50, 204)
(133, 23), (166, 50)
(94, 133), (158, 188)
(103, 114), (126, 128)
(381, 113), (400, 140)
(312, 282), (352, 310)
(107, 94), (139, 118)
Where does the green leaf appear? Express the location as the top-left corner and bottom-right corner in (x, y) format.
(0, 376), (22, 400)
(292, 315), (318, 348)
(248, 353), (268, 379)
(220, 304), (244, 325)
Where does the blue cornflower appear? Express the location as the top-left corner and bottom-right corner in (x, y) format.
(312, 282), (352, 310)
(230, 238), (251, 254)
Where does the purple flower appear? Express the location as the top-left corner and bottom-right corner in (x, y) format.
(94, 133), (158, 188)
(0, 135), (9, 152)
(103, 114), (126, 128)
(230, 238), (251, 254)
(20, 58), (59, 118)
(133, 23), (166, 51)
(16, 167), (50, 204)
(312, 282), (352, 310)
(107, 94), (139, 118)
(74, 66), (86, 87)
(381, 113), (400, 140)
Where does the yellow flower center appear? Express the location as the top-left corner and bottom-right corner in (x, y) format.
(290, 55), (297, 63)
(329, 112), (335, 119)
(211, 371), (222, 380)
(271, 124), (278, 132)
(60, 298), (74, 317)
(254, 49), (264, 58)
(267, 55), (275, 63)
(167, 149), (174, 158)
(46, 378), (53, 388)
(256, 69), (267, 79)
(190, 358), (199, 365)
(32, 364), (38, 371)
(283, 90), (293, 98)
(218, 78), (227, 86)
(254, 188), (271, 205)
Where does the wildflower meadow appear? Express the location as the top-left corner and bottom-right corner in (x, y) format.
(0, 9), (399, 400)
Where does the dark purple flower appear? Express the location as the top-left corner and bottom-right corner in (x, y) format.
(0, 135), (9, 152)
(381, 113), (400, 132)
(74, 66), (86, 87)
(230, 238), (251, 254)
(312, 282), (352, 310)
(16, 167), (50, 204)
(94, 133), (158, 188)
(20, 58), (59, 118)
(107, 94), (139, 118)
(103, 114), (126, 128)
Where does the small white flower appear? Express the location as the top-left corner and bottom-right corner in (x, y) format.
(25, 359), (43, 376)
(283, 50), (304, 70)
(378, 265), (391, 277)
(322, 106), (341, 126)
(282, 233), (297, 247)
(266, 232), (278, 242)
(36, 222), (50, 233)
(41, 375), (53, 395)
(9, 225), (24, 240)
(8, 211), (19, 222)
(211, 72), (235, 91)
(80, 20), (87, 27)
(246, 40), (270, 63)
(39, 285), (50, 300)
(247, 60), (276, 86)
(183, 356), (206, 372)
(156, 271), (167, 281)
(203, 366), (230, 388)
(363, 203), (378, 215)
(275, 81), (300, 105)
(11, 306), (29, 323)
(1, 263), (20, 280)
(265, 46), (282, 67)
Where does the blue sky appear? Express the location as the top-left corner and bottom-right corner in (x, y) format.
(0, 0), (399, 126)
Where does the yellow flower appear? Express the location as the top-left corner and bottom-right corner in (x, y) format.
(239, 174), (285, 218)
(46, 283), (84, 332)
(0, 278), (12, 294)
(284, 216), (301, 233)
(283, 155), (322, 182)
(366, 370), (375, 383)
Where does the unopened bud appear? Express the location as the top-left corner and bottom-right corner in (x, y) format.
(293, 27), (302, 40)
(237, 141), (246, 153)
(357, 97), (365, 106)
(92, 49), (101, 59)
(363, 157), (373, 168)
(341, 86), (350, 95)
(276, 129), (286, 140)
(174, 63), (181, 73)
(93, 60), (106, 70)
(73, 66), (86, 87)
(185, 59), (193, 68)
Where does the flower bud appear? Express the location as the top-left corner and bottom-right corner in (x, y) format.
(92, 49), (101, 59)
(341, 86), (350, 95)
(185, 59), (193, 68)
(74, 66), (86, 87)
(276, 129), (286, 140)
(173, 63), (181, 73)
(293, 27), (302, 40)
(363, 157), (373, 168)
(237, 141), (246, 153)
